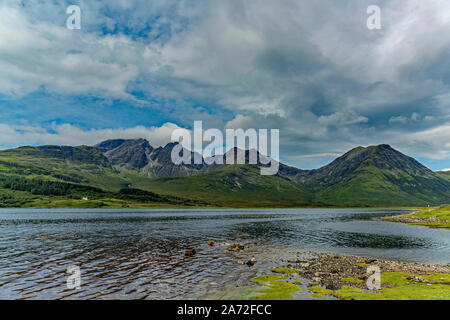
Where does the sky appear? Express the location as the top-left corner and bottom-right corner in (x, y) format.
(1, 0), (450, 171)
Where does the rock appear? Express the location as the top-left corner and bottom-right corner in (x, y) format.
(237, 260), (245, 265)
(250, 258), (257, 263)
(299, 263), (310, 268)
(226, 244), (246, 252)
(185, 247), (196, 256)
(208, 240), (215, 246)
(246, 260), (255, 267)
(326, 284), (339, 290)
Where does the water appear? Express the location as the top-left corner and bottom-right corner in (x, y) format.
(0, 208), (448, 299)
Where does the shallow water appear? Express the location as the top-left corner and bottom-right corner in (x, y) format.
(0, 208), (448, 299)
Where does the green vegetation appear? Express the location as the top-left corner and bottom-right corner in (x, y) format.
(336, 272), (450, 300)
(409, 206), (450, 229)
(436, 171), (450, 182)
(0, 145), (131, 190)
(0, 174), (206, 208)
(307, 272), (450, 300)
(271, 268), (303, 274)
(250, 275), (300, 300)
(1, 142), (450, 208)
(385, 206), (450, 229)
(308, 286), (334, 298)
(315, 158), (450, 207)
(341, 277), (363, 283)
(133, 165), (316, 208)
(252, 275), (287, 283)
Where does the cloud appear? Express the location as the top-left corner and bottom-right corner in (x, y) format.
(0, 3), (142, 99)
(318, 112), (369, 126)
(0, 122), (182, 149)
(2, 0), (450, 170)
(411, 112), (420, 121)
(389, 116), (408, 124)
(389, 122), (450, 160)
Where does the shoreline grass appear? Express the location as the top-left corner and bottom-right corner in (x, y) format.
(383, 206), (450, 229)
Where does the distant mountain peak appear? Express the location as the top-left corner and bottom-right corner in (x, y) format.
(95, 139), (153, 170)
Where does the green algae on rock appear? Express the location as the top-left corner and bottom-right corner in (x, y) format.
(309, 272), (450, 300)
(271, 268), (303, 274)
(341, 277), (363, 283)
(384, 206), (450, 230)
(250, 275), (300, 300)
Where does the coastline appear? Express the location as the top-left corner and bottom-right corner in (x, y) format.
(241, 252), (450, 300)
(382, 206), (450, 229)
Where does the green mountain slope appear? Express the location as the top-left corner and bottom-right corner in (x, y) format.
(0, 142), (448, 207)
(132, 165), (314, 207)
(0, 145), (130, 191)
(310, 145), (450, 206)
(436, 171), (450, 182)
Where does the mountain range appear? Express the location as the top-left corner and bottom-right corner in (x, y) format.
(0, 138), (449, 208)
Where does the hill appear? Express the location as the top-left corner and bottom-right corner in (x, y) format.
(0, 141), (448, 207)
(301, 145), (450, 206)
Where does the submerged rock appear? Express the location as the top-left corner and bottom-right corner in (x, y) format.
(226, 244), (246, 252)
(185, 247), (196, 256)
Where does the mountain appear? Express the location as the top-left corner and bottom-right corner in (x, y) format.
(300, 145), (450, 206)
(93, 140), (450, 206)
(0, 145), (130, 190)
(133, 164), (314, 207)
(436, 170), (450, 182)
(0, 140), (449, 207)
(96, 139), (205, 177)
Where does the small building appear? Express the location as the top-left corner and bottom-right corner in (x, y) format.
(82, 197), (88, 201)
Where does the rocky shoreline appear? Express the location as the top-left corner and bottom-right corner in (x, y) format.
(284, 252), (450, 290)
(246, 251), (448, 300)
(199, 229), (450, 300)
(382, 206), (450, 229)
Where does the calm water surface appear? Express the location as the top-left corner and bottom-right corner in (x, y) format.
(0, 208), (448, 299)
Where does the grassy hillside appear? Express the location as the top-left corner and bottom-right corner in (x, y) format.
(0, 145), (130, 191)
(0, 143), (448, 208)
(315, 161), (445, 206)
(132, 165), (316, 207)
(436, 171), (450, 182)
(0, 174), (206, 208)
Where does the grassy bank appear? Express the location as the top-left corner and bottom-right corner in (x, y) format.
(384, 206), (450, 229)
(247, 253), (450, 300)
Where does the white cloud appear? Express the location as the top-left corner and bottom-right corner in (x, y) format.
(388, 122), (450, 160)
(0, 122), (182, 149)
(389, 116), (408, 124)
(0, 4), (142, 99)
(318, 112), (369, 126)
(2, 0), (450, 169)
